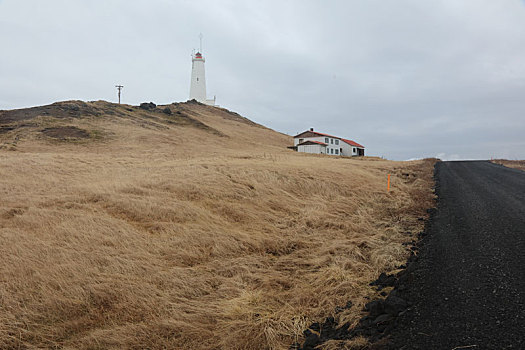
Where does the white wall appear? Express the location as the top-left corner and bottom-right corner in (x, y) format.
(340, 141), (364, 156)
(294, 136), (325, 146)
(325, 137), (341, 155)
(295, 135), (363, 156)
(294, 135), (341, 155)
(297, 144), (325, 154)
(340, 141), (353, 156)
(190, 56), (207, 102)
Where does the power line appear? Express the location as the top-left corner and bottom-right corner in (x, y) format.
(115, 85), (123, 104)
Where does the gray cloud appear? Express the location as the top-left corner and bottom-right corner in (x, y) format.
(1, 0), (525, 160)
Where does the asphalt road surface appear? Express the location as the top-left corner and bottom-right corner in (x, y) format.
(386, 161), (525, 349)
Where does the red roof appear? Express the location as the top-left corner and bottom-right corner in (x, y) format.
(341, 138), (364, 148)
(294, 130), (364, 148)
(294, 130), (339, 139)
(297, 140), (327, 146)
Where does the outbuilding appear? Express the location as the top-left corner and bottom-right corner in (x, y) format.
(297, 140), (327, 154)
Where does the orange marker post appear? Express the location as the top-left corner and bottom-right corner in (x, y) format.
(387, 174), (391, 191)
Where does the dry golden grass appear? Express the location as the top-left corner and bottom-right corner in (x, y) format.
(491, 159), (525, 172)
(0, 101), (436, 349)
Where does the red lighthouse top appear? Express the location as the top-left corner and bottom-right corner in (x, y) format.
(195, 52), (202, 59)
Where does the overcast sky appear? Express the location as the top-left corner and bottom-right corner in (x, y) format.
(1, 0), (525, 160)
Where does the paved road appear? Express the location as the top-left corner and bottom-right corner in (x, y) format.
(387, 161), (525, 349)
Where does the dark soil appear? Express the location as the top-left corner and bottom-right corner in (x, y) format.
(293, 231), (429, 350)
(294, 161), (525, 350)
(41, 126), (90, 139)
(0, 126), (15, 134)
(0, 101), (100, 123)
(139, 102), (157, 110)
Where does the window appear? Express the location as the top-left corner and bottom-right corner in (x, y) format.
(325, 138), (329, 143)
(353, 147), (356, 152)
(331, 149), (334, 154)
(299, 138), (304, 143)
(335, 149), (339, 155)
(335, 140), (339, 145)
(330, 139), (334, 144)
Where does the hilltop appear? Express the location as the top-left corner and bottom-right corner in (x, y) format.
(0, 100), (288, 153)
(0, 101), (435, 349)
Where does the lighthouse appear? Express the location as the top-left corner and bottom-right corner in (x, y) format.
(189, 35), (216, 105)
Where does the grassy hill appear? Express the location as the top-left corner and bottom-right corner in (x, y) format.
(0, 101), (435, 349)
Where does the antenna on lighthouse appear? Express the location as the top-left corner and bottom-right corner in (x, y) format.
(199, 33), (203, 53)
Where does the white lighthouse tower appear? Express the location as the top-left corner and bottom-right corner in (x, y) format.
(189, 34), (216, 105)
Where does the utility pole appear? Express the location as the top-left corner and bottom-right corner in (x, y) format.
(115, 85), (123, 104)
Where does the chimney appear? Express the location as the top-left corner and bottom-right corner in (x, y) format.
(310, 128), (314, 131)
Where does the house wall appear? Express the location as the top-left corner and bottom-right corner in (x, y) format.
(294, 134), (364, 156)
(340, 142), (354, 156)
(297, 144), (325, 154)
(294, 136), (341, 155)
(325, 143), (341, 155)
(294, 136), (325, 146)
(340, 142), (365, 156)
(325, 137), (341, 155)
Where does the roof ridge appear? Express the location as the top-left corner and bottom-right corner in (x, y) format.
(294, 130), (364, 148)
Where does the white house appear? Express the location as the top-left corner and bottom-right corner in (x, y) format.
(292, 128), (365, 156)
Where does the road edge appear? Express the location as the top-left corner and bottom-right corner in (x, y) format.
(292, 161), (441, 350)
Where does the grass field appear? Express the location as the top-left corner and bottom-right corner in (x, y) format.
(0, 101), (436, 349)
(491, 159), (525, 172)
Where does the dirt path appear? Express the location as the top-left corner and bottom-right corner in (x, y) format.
(386, 161), (525, 349)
